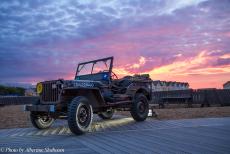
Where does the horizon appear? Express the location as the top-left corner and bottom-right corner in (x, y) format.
(0, 0), (229, 89)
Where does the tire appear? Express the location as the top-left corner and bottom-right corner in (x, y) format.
(98, 110), (114, 120)
(68, 96), (93, 135)
(130, 93), (149, 121)
(30, 112), (54, 129)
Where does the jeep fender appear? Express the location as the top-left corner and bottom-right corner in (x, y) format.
(135, 88), (151, 101)
(62, 88), (106, 108)
(126, 86), (151, 101)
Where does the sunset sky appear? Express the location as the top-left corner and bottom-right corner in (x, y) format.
(0, 0), (229, 88)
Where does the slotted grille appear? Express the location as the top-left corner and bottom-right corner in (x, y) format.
(41, 81), (60, 102)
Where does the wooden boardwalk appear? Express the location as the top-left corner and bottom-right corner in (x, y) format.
(0, 116), (230, 154)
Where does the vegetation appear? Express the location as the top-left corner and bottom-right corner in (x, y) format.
(0, 85), (25, 96)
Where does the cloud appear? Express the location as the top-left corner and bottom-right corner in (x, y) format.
(0, 0), (230, 88)
(129, 56), (146, 69)
(148, 51), (230, 76)
(0, 0), (211, 46)
(113, 50), (230, 88)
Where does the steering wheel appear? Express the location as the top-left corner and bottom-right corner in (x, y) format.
(111, 71), (118, 80)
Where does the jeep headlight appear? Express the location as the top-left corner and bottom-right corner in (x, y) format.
(37, 83), (43, 94)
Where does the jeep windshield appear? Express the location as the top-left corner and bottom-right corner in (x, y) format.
(75, 57), (113, 80)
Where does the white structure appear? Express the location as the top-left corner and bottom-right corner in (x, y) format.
(223, 81), (230, 89)
(25, 88), (37, 96)
(152, 80), (189, 91)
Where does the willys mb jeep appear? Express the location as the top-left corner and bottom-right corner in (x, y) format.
(25, 57), (152, 135)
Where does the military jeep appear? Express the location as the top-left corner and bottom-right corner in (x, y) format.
(25, 57), (152, 135)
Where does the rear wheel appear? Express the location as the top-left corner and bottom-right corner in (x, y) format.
(98, 110), (114, 119)
(68, 96), (93, 135)
(30, 112), (54, 129)
(130, 94), (149, 121)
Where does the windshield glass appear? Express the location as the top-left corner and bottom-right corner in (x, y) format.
(77, 59), (111, 76)
(77, 63), (94, 76)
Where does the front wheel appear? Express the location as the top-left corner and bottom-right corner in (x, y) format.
(30, 112), (54, 129)
(98, 110), (114, 120)
(68, 96), (93, 135)
(130, 94), (149, 121)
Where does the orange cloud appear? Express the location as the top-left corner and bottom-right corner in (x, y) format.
(130, 56), (146, 69)
(220, 53), (230, 59)
(113, 51), (230, 89)
(113, 56), (147, 76)
(148, 50), (230, 76)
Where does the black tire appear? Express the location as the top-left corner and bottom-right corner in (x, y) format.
(98, 110), (114, 120)
(68, 96), (93, 135)
(30, 112), (54, 129)
(130, 93), (149, 121)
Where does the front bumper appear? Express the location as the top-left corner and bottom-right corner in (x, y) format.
(24, 104), (56, 112)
